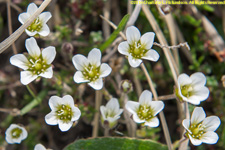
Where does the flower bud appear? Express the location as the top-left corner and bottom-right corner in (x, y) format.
(120, 80), (133, 93)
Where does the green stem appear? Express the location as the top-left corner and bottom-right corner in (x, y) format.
(20, 90), (48, 116)
(26, 85), (36, 98)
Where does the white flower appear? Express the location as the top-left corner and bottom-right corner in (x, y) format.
(45, 95), (81, 132)
(72, 48), (112, 90)
(34, 143), (46, 150)
(118, 26), (159, 68)
(175, 72), (210, 105)
(182, 107), (220, 146)
(5, 124), (28, 144)
(100, 98), (123, 128)
(10, 37), (56, 85)
(18, 3), (52, 36)
(125, 90), (164, 127)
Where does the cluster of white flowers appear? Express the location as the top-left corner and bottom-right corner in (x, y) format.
(5, 1), (221, 148)
(118, 26), (221, 146)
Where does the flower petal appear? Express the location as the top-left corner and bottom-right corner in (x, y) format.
(58, 121), (73, 132)
(99, 63), (112, 78)
(191, 107), (206, 124)
(49, 96), (61, 110)
(25, 37), (41, 58)
(126, 26), (141, 45)
(39, 67), (53, 78)
(88, 78), (103, 90)
(201, 131), (219, 144)
(125, 101), (139, 115)
(34, 144), (46, 150)
(202, 116), (221, 131)
(151, 101), (164, 116)
(72, 54), (88, 71)
(27, 3), (38, 15)
(114, 109), (124, 118)
(139, 90), (152, 106)
(25, 29), (37, 36)
(190, 72), (207, 87)
(133, 114), (145, 123)
(18, 13), (29, 24)
(182, 119), (191, 133)
(39, 12), (52, 24)
(118, 41), (129, 56)
(63, 95), (74, 106)
(21, 127), (28, 140)
(10, 54), (29, 70)
(184, 95), (202, 105)
(100, 106), (107, 120)
(145, 117), (159, 127)
(189, 134), (202, 146)
(5, 136), (14, 144)
(42, 46), (56, 64)
(192, 86), (209, 101)
(38, 24), (50, 36)
(128, 54), (142, 68)
(20, 71), (38, 85)
(45, 112), (58, 125)
(72, 107), (81, 121)
(88, 48), (101, 67)
(178, 73), (192, 86)
(73, 71), (89, 83)
(140, 32), (155, 49)
(142, 49), (159, 62)
(106, 98), (120, 113)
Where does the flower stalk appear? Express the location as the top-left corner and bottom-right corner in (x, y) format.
(92, 90), (103, 137)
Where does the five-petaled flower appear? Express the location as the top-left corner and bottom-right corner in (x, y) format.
(10, 37), (56, 85)
(100, 98), (123, 129)
(5, 124), (28, 144)
(182, 107), (220, 146)
(34, 143), (46, 150)
(118, 26), (159, 68)
(18, 3), (52, 36)
(72, 48), (112, 90)
(45, 95), (81, 132)
(175, 72), (209, 105)
(125, 90), (164, 127)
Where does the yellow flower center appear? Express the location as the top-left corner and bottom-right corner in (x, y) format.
(11, 128), (22, 139)
(27, 17), (43, 32)
(82, 64), (100, 82)
(181, 85), (193, 98)
(128, 41), (148, 59)
(56, 104), (73, 123)
(28, 56), (50, 75)
(137, 105), (154, 121)
(186, 123), (205, 139)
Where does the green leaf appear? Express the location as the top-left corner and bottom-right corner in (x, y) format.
(98, 14), (130, 51)
(64, 137), (168, 150)
(20, 90), (48, 116)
